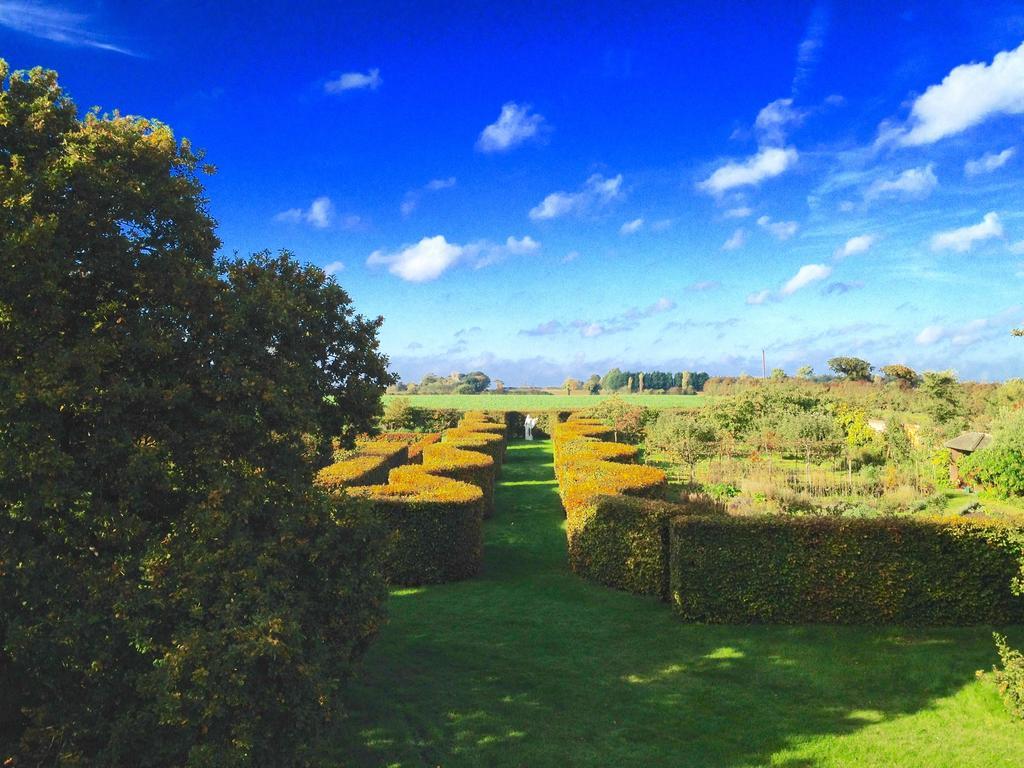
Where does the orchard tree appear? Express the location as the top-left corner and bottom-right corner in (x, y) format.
(585, 374), (602, 394)
(563, 377), (581, 395)
(795, 365), (814, 379)
(827, 356), (873, 381)
(647, 412), (719, 483)
(0, 62), (392, 766)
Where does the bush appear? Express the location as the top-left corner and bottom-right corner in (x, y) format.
(348, 466), (484, 585)
(991, 633), (1024, 720)
(669, 515), (1024, 624)
(421, 442), (496, 517)
(568, 494), (722, 598)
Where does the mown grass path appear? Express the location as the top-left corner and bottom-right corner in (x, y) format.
(331, 440), (1024, 767)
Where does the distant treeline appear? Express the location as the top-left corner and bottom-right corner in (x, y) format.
(599, 369), (710, 394)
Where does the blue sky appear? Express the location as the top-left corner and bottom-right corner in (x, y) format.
(3, 1), (1024, 384)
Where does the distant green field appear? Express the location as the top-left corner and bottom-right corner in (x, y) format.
(382, 393), (715, 411)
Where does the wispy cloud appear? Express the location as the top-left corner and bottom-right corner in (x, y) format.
(325, 68), (381, 93)
(723, 206), (753, 219)
(915, 306), (1023, 346)
(834, 234), (877, 260)
(529, 173), (623, 221)
(879, 40), (1024, 146)
(686, 280), (722, 292)
(930, 212), (1003, 253)
(476, 102), (548, 153)
(749, 263), (832, 304)
(520, 296), (676, 339)
(619, 218), (644, 235)
(864, 163), (937, 202)
(0, 1), (135, 54)
(401, 177), (457, 216)
(698, 146), (798, 196)
(964, 148), (1016, 176)
(754, 98), (806, 145)
(322, 260), (345, 275)
(757, 215), (799, 241)
(274, 196), (335, 228)
(791, 1), (830, 95)
(781, 263), (832, 295)
(722, 228), (746, 251)
(367, 234), (540, 282)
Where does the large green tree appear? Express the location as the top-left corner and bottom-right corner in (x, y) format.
(1, 62), (392, 766)
(827, 356), (873, 381)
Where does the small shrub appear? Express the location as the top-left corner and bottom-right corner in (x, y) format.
(991, 633), (1024, 721)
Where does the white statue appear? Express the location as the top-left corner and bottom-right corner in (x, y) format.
(524, 414), (536, 441)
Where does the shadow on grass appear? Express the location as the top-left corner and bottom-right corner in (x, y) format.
(328, 440), (1024, 768)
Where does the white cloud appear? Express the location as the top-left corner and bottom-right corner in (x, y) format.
(723, 206), (753, 219)
(476, 102), (547, 153)
(757, 215), (799, 241)
(964, 148), (1016, 176)
(323, 261), (345, 275)
(915, 325), (945, 345)
(580, 323), (605, 338)
(402, 177), (457, 216)
(620, 218), (644, 235)
(529, 173), (623, 221)
(274, 196), (335, 229)
(885, 41), (1024, 146)
(746, 289), (772, 305)
(367, 236), (464, 282)
(722, 228), (746, 251)
(915, 307), (1023, 346)
(781, 263), (832, 295)
(864, 164), (938, 202)
(834, 234), (877, 260)
(367, 234), (541, 281)
(425, 176), (457, 191)
(698, 146), (798, 196)
(0, 0), (134, 54)
(754, 98), (806, 145)
(325, 68), (382, 93)
(930, 212), (1003, 253)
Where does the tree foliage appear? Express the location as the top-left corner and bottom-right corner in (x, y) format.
(0, 62), (392, 765)
(881, 364), (919, 387)
(827, 356), (873, 381)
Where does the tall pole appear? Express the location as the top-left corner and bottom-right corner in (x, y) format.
(762, 349), (767, 379)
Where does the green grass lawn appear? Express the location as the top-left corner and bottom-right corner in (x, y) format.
(382, 393), (713, 411)
(330, 440), (1024, 767)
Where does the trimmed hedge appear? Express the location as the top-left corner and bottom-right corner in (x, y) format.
(422, 442), (496, 517)
(550, 421), (674, 595)
(669, 515), (1024, 625)
(348, 465), (483, 585)
(364, 431), (442, 462)
(443, 425), (506, 473)
(568, 494), (722, 598)
(316, 442), (409, 490)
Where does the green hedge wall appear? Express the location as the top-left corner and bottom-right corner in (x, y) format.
(568, 494), (723, 598)
(669, 515), (1024, 625)
(349, 467), (484, 585)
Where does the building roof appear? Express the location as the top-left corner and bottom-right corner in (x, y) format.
(943, 431), (993, 453)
